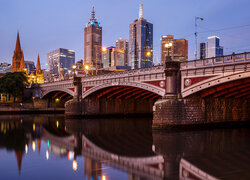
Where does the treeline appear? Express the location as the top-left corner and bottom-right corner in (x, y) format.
(0, 72), (28, 102)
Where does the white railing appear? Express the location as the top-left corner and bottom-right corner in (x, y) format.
(180, 52), (250, 70)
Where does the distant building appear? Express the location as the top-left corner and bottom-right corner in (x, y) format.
(102, 46), (114, 68)
(84, 6), (102, 70)
(24, 61), (36, 74)
(116, 38), (128, 66)
(200, 36), (223, 59)
(129, 4), (153, 69)
(200, 42), (206, 59)
(207, 36), (223, 58)
(47, 48), (75, 74)
(102, 47), (130, 71)
(0, 62), (12, 73)
(161, 35), (188, 64)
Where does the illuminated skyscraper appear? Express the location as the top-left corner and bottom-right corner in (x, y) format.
(161, 35), (188, 63)
(116, 38), (128, 66)
(84, 6), (102, 70)
(129, 4), (153, 69)
(47, 48), (75, 74)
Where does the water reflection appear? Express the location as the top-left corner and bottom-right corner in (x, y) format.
(0, 115), (249, 179)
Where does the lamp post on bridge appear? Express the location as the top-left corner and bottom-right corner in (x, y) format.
(164, 42), (181, 98)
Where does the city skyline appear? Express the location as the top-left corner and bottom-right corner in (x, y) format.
(1, 0), (250, 69)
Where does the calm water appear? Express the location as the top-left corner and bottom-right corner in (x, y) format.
(0, 115), (250, 180)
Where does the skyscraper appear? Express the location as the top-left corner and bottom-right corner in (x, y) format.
(84, 6), (102, 70)
(207, 36), (223, 58)
(102, 46), (114, 68)
(116, 38), (128, 66)
(128, 4), (153, 69)
(161, 35), (188, 64)
(47, 48), (75, 74)
(200, 42), (206, 59)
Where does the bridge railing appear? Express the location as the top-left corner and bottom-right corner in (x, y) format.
(180, 52), (250, 70)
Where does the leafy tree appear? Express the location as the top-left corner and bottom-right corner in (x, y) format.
(0, 72), (29, 102)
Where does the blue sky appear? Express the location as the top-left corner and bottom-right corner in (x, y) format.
(0, 0), (250, 69)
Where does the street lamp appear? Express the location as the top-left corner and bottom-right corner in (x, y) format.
(72, 65), (77, 77)
(165, 42), (173, 61)
(195, 16), (204, 60)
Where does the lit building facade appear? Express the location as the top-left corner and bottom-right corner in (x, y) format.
(24, 61), (36, 74)
(129, 4), (153, 69)
(161, 35), (188, 64)
(47, 48), (75, 74)
(102, 46), (114, 68)
(84, 6), (102, 69)
(116, 38), (128, 66)
(207, 36), (223, 58)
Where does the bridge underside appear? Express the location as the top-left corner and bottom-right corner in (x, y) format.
(43, 91), (73, 107)
(199, 78), (250, 98)
(82, 86), (162, 116)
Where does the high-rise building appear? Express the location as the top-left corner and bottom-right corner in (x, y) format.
(207, 36), (223, 58)
(84, 6), (102, 70)
(102, 46), (114, 68)
(128, 4), (153, 69)
(12, 32), (25, 72)
(47, 48), (75, 74)
(200, 42), (206, 59)
(161, 35), (188, 64)
(116, 38), (128, 66)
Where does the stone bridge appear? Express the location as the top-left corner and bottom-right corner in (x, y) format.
(39, 52), (250, 127)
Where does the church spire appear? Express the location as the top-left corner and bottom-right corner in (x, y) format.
(15, 32), (22, 53)
(36, 54), (42, 74)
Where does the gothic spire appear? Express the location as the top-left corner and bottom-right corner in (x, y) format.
(36, 54), (42, 74)
(15, 32), (22, 52)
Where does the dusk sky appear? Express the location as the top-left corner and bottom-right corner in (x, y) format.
(1, 0), (250, 69)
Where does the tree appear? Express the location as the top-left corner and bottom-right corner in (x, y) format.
(0, 72), (29, 102)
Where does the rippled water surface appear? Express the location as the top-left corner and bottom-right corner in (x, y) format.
(0, 115), (249, 180)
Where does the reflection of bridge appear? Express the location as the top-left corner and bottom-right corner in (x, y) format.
(42, 125), (164, 180)
(39, 52), (250, 127)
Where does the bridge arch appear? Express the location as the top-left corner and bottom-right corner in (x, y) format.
(82, 81), (165, 99)
(41, 88), (74, 99)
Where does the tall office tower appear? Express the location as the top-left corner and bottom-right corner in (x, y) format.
(84, 6), (102, 70)
(200, 42), (206, 59)
(207, 36), (223, 58)
(102, 46), (114, 68)
(12, 32), (25, 72)
(47, 48), (75, 74)
(129, 4), (153, 69)
(161, 35), (188, 64)
(116, 38), (128, 66)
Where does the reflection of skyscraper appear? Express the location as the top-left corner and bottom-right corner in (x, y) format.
(207, 36), (223, 58)
(116, 38), (128, 66)
(47, 48), (75, 74)
(129, 4), (153, 69)
(84, 6), (102, 70)
(161, 35), (188, 63)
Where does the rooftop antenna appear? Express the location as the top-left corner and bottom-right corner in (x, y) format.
(139, 3), (143, 19)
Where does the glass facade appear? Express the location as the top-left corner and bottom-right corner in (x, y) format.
(207, 36), (223, 58)
(200, 42), (206, 59)
(47, 48), (75, 74)
(129, 18), (153, 69)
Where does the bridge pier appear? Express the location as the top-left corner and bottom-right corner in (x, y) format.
(65, 77), (82, 116)
(153, 61), (205, 129)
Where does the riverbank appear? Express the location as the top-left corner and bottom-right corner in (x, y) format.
(0, 107), (64, 115)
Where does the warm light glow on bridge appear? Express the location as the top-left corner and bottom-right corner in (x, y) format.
(73, 160), (78, 171)
(102, 175), (107, 180)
